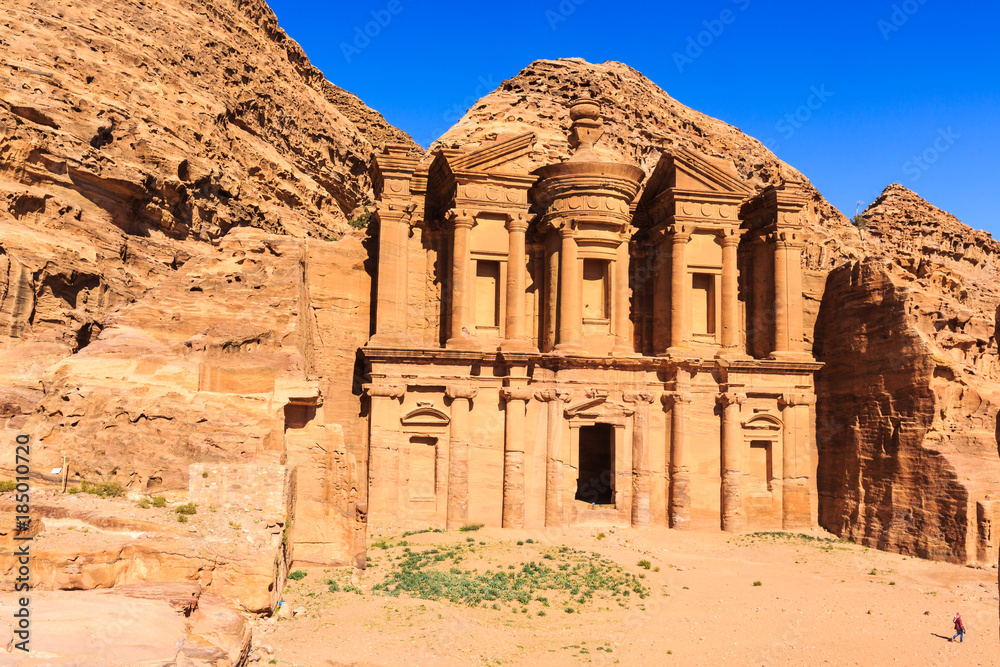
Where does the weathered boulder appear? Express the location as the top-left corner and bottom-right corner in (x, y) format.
(0, 584), (250, 665)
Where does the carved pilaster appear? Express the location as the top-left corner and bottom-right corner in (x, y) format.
(536, 388), (571, 527)
(445, 383), (477, 529)
(625, 391), (656, 527)
(717, 391), (747, 533)
(501, 385), (533, 529)
(663, 388), (693, 529)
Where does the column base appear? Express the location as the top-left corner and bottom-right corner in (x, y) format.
(553, 342), (583, 354)
(446, 334), (481, 351)
(768, 350), (813, 362)
(367, 333), (412, 348)
(715, 347), (751, 360)
(500, 339), (538, 353)
(611, 344), (639, 357)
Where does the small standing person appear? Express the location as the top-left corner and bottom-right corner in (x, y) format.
(951, 612), (965, 643)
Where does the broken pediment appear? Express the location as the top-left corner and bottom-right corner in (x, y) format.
(400, 407), (451, 428)
(564, 396), (635, 420)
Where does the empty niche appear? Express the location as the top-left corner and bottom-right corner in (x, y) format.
(408, 436), (437, 501)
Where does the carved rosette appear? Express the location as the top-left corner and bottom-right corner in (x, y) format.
(534, 388), (573, 404)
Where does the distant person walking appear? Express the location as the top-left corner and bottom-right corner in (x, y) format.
(951, 612), (965, 643)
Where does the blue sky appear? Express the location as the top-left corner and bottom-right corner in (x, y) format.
(268, 0), (999, 234)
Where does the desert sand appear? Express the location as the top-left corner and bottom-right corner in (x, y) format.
(257, 526), (999, 666)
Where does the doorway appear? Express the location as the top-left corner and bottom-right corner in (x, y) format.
(576, 424), (614, 505)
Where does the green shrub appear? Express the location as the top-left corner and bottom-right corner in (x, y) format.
(0, 480), (17, 493)
(347, 211), (371, 230)
(174, 503), (197, 516)
(67, 487), (81, 494)
(459, 523), (483, 532)
(138, 498), (151, 509)
(753, 580), (762, 587)
(77, 481), (126, 498)
(851, 213), (869, 230)
(201, 471), (208, 478)
(177, 514), (188, 523)
(324, 578), (340, 593)
(151, 496), (167, 508)
(638, 560), (652, 570)
(288, 570), (307, 581)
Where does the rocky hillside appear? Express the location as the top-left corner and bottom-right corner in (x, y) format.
(0, 0), (417, 425)
(816, 184), (1000, 564)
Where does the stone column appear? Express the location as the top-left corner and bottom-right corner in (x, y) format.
(446, 211), (478, 349)
(446, 384), (477, 529)
(772, 237), (790, 355)
(370, 207), (410, 346)
(543, 232), (560, 352)
(787, 239), (805, 354)
(664, 385), (693, 529)
(612, 235), (633, 356)
(718, 229), (741, 354)
(556, 225), (582, 351)
(501, 386), (533, 528)
(364, 382), (405, 531)
(503, 214), (531, 350)
(652, 231), (672, 355)
(537, 388), (571, 527)
(780, 393), (815, 529)
(668, 226), (691, 352)
(625, 391), (655, 526)
(718, 390), (747, 532)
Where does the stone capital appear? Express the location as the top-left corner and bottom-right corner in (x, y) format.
(668, 223), (692, 242)
(364, 383), (406, 399)
(779, 393), (816, 409)
(623, 391), (656, 405)
(716, 227), (743, 247)
(447, 209), (477, 229)
(717, 391), (747, 407)
(445, 384), (478, 401)
(662, 391), (693, 408)
(501, 386), (534, 403)
(534, 388), (572, 403)
(505, 213), (530, 234)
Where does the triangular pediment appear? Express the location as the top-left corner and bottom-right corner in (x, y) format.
(448, 133), (536, 172)
(644, 147), (752, 202)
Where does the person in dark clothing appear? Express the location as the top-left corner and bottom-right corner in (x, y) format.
(951, 612), (965, 643)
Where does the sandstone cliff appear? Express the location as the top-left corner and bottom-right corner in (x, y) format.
(0, 0), (415, 426)
(816, 184), (1000, 564)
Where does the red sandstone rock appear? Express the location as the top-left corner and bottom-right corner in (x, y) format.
(816, 185), (1000, 564)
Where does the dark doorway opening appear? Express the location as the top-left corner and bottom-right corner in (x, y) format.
(576, 423), (614, 505)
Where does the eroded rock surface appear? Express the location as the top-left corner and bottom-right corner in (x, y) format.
(816, 185), (1000, 564)
(0, 583), (250, 665)
(0, 0), (416, 425)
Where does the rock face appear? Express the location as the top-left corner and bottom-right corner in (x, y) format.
(0, 583), (251, 665)
(0, 0), (416, 427)
(815, 184), (1000, 564)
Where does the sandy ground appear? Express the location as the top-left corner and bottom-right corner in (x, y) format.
(257, 526), (999, 667)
